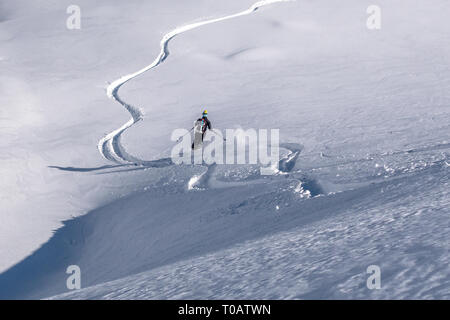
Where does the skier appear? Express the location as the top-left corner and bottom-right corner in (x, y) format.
(192, 110), (212, 149)
(198, 109), (212, 139)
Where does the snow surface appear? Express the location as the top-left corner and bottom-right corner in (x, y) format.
(0, 0), (449, 299)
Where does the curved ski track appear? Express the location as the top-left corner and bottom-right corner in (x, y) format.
(98, 0), (290, 164)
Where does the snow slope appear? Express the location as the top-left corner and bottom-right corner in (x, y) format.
(0, 0), (449, 299)
(98, 0), (291, 164)
(0, 0), (260, 273)
(52, 163), (450, 299)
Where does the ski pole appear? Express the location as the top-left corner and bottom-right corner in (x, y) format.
(176, 127), (194, 143)
(153, 127), (193, 159)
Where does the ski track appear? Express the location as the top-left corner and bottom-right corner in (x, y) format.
(188, 143), (305, 190)
(98, 0), (291, 165)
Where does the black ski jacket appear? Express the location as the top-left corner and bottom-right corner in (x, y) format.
(197, 117), (211, 133)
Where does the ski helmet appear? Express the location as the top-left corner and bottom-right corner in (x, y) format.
(202, 109), (208, 116)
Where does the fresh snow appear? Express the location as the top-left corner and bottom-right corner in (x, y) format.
(0, 0), (449, 299)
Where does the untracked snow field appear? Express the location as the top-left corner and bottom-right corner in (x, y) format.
(0, 0), (449, 299)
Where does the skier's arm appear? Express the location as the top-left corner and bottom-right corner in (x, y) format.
(206, 119), (211, 130)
